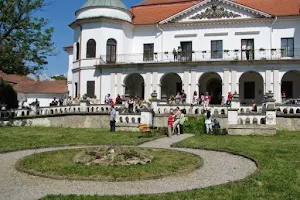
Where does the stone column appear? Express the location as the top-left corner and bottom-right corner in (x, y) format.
(80, 95), (88, 112)
(145, 72), (152, 101)
(227, 92), (240, 125)
(265, 69), (272, 94)
(183, 70), (190, 103)
(223, 68), (230, 98)
(273, 69), (281, 103)
(231, 69), (238, 94)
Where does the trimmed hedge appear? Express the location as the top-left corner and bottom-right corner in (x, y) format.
(0, 78), (18, 109)
(184, 116), (206, 134)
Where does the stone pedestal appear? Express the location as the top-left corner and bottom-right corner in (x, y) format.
(80, 101), (88, 112)
(140, 110), (153, 127)
(265, 91), (276, 125)
(228, 92), (240, 125)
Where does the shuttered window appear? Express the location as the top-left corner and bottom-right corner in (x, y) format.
(211, 40), (223, 59)
(143, 43), (154, 61)
(86, 39), (96, 58)
(87, 81), (95, 98)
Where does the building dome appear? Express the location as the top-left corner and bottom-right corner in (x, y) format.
(76, 0), (132, 22)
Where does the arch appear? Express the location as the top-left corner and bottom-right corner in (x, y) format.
(160, 73), (182, 103)
(198, 72), (222, 104)
(106, 38), (117, 63)
(253, 118), (258, 124)
(124, 73), (145, 99)
(260, 118), (266, 124)
(281, 70), (300, 101)
(245, 118), (251, 125)
(238, 118), (243, 124)
(289, 109), (294, 114)
(76, 42), (80, 60)
(239, 71), (264, 104)
(86, 39), (96, 58)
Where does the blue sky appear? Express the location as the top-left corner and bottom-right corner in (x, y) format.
(40, 0), (142, 78)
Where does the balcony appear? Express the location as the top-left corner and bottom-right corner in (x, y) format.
(96, 48), (300, 66)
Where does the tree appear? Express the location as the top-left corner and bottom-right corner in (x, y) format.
(0, 0), (55, 75)
(0, 78), (18, 109)
(51, 74), (67, 80)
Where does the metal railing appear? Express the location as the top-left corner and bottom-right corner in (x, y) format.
(97, 48), (300, 65)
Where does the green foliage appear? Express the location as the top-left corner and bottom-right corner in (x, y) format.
(0, 127), (164, 152)
(51, 75), (67, 80)
(184, 116), (206, 134)
(0, 0), (55, 75)
(0, 78), (18, 109)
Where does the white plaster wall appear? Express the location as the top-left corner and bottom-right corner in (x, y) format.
(25, 94), (65, 107)
(133, 26), (161, 54)
(80, 69), (101, 99)
(272, 19), (300, 50)
(67, 53), (73, 97)
(162, 22), (271, 55)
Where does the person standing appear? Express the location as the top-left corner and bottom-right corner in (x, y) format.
(109, 105), (116, 132)
(181, 89), (186, 104)
(172, 107), (181, 135)
(179, 109), (186, 134)
(167, 109), (174, 137)
(205, 110), (212, 134)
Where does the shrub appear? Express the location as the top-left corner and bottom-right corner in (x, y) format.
(0, 78), (18, 109)
(184, 116), (206, 134)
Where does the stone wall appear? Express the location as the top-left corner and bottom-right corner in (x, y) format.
(0, 114), (110, 129)
(2, 114), (300, 132)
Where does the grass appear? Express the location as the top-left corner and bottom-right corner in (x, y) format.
(0, 127), (163, 152)
(42, 131), (300, 200)
(18, 148), (201, 181)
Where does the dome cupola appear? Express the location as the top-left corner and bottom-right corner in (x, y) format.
(76, 0), (132, 22)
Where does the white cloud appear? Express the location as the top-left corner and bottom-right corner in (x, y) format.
(27, 72), (52, 81)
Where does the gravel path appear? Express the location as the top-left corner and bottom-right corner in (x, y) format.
(0, 134), (257, 200)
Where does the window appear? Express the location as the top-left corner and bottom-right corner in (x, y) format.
(143, 43), (154, 61)
(75, 82), (78, 98)
(244, 82), (255, 99)
(181, 41), (193, 61)
(106, 39), (117, 63)
(76, 42), (80, 60)
(211, 40), (223, 59)
(241, 39), (254, 60)
(281, 38), (294, 57)
(86, 39), (96, 58)
(86, 81), (95, 98)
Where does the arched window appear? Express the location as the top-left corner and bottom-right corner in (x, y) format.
(106, 39), (117, 63)
(86, 39), (96, 58)
(76, 42), (80, 60)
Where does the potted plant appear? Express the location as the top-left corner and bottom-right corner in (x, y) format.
(224, 49), (229, 53)
(164, 51), (168, 54)
(202, 50), (207, 53)
(259, 48), (265, 52)
(234, 49), (239, 52)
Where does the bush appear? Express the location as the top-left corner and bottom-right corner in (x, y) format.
(0, 78), (18, 109)
(184, 116), (206, 134)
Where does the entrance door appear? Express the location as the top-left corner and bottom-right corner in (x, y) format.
(181, 42), (192, 61)
(282, 81), (293, 99)
(241, 39), (254, 60)
(176, 82), (182, 93)
(207, 79), (222, 104)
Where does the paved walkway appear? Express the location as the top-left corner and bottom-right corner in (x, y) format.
(0, 134), (257, 200)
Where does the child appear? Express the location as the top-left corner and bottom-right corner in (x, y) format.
(167, 109), (174, 137)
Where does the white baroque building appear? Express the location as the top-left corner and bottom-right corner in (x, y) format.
(65, 0), (300, 104)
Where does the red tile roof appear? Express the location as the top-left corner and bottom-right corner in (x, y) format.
(0, 71), (34, 85)
(233, 0), (300, 16)
(14, 80), (68, 94)
(0, 71), (67, 94)
(131, 1), (199, 24)
(131, 0), (300, 25)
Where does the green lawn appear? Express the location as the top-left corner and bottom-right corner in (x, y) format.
(18, 148), (201, 181)
(42, 131), (300, 200)
(0, 127), (163, 152)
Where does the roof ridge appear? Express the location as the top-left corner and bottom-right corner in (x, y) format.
(132, 0), (199, 8)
